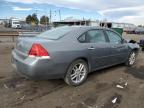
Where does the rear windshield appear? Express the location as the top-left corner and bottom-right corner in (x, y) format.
(37, 26), (72, 40)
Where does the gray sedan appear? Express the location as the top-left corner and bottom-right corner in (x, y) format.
(12, 26), (139, 86)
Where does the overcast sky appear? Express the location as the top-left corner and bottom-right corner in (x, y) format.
(0, 0), (144, 25)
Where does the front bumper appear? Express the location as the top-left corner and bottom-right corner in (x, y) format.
(11, 50), (66, 79)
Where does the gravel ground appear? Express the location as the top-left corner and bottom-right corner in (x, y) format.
(0, 34), (144, 108)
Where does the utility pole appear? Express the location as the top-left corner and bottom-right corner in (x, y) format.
(59, 10), (61, 21)
(49, 10), (52, 24)
(45, 15), (47, 30)
(35, 9), (38, 16)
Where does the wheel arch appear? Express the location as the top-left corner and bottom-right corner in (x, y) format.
(77, 57), (90, 71)
(66, 57), (91, 74)
(64, 57), (90, 86)
(132, 48), (139, 53)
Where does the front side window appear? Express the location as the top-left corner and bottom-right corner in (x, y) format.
(78, 30), (106, 43)
(106, 31), (122, 44)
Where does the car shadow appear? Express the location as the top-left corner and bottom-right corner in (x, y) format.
(87, 64), (124, 81)
(124, 66), (144, 80)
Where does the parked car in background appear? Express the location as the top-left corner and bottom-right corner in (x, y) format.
(139, 39), (144, 51)
(12, 26), (140, 86)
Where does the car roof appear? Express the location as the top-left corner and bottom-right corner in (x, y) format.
(69, 26), (112, 31)
(55, 26), (121, 40)
(67, 26), (121, 36)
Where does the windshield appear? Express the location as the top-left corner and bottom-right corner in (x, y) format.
(37, 26), (73, 40)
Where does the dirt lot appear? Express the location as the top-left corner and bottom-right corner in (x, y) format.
(0, 34), (144, 108)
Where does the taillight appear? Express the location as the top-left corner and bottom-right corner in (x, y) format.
(28, 43), (49, 57)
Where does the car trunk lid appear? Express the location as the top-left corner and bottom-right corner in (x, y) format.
(15, 37), (54, 55)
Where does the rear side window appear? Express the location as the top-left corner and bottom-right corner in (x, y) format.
(37, 26), (72, 40)
(106, 31), (122, 44)
(78, 29), (106, 43)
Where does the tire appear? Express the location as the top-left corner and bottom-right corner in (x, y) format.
(125, 51), (137, 66)
(64, 59), (88, 86)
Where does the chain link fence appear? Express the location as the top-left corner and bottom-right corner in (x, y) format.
(0, 24), (52, 43)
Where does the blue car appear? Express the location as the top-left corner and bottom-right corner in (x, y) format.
(139, 39), (144, 51)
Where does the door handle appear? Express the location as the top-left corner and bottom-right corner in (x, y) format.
(88, 47), (95, 50)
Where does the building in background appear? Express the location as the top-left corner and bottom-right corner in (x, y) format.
(53, 17), (100, 27)
(0, 19), (5, 25)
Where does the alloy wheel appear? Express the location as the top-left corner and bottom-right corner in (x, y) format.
(129, 52), (136, 65)
(70, 63), (87, 84)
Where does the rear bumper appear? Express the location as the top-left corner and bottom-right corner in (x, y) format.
(11, 50), (67, 79)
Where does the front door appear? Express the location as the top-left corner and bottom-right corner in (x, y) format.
(105, 30), (129, 64)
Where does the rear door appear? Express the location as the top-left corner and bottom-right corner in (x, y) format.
(78, 29), (112, 70)
(105, 30), (128, 64)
